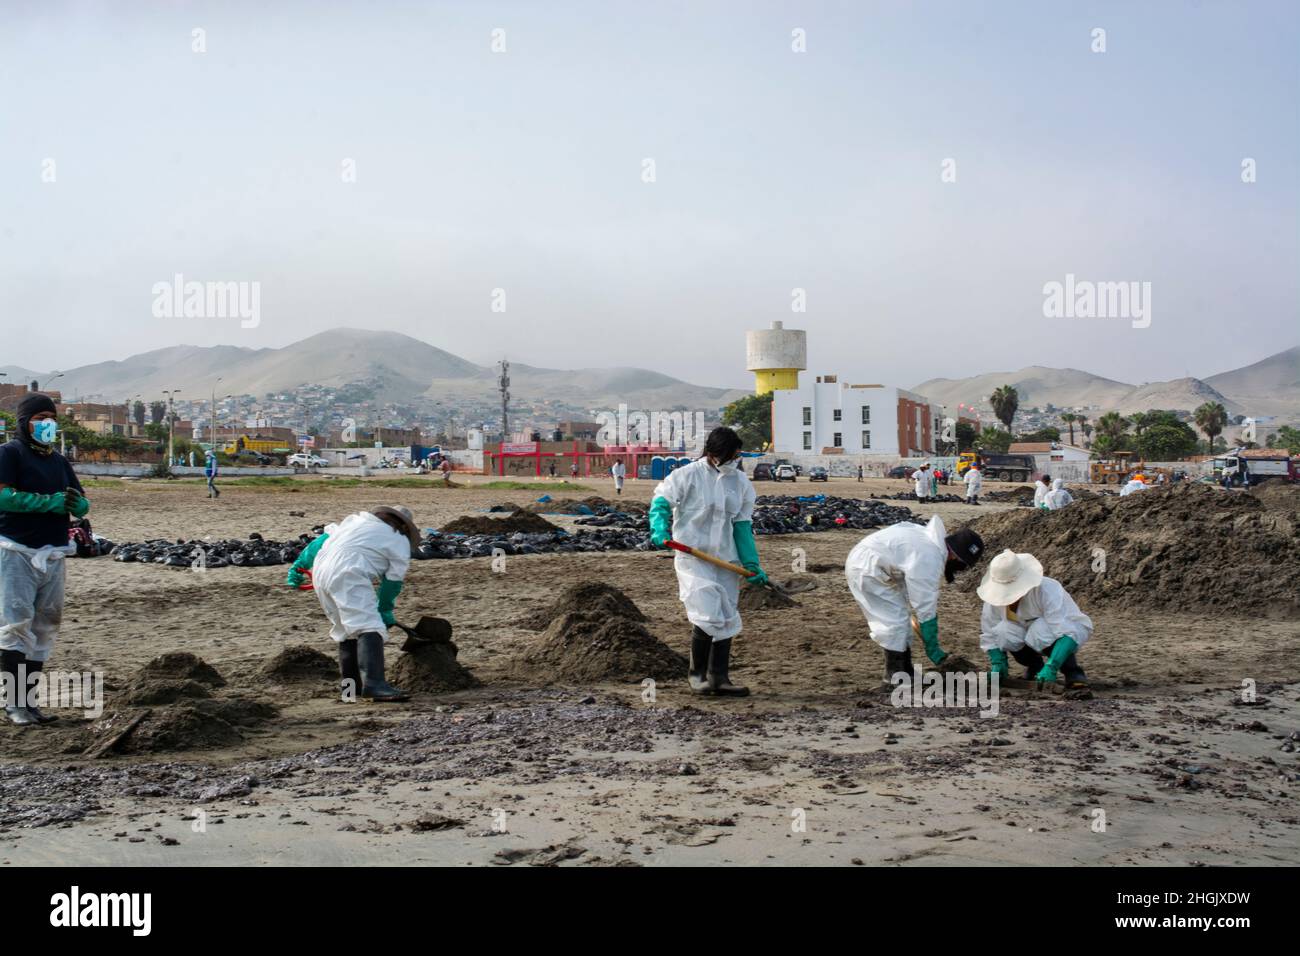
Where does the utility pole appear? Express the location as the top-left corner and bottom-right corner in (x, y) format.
(497, 359), (510, 442)
(164, 389), (181, 469)
(211, 378), (222, 454)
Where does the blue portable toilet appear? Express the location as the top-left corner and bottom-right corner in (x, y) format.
(676, 456), (692, 471)
(651, 456), (667, 480)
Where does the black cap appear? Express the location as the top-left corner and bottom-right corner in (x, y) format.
(945, 528), (985, 569)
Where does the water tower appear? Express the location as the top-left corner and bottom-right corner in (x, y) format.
(745, 321), (807, 395)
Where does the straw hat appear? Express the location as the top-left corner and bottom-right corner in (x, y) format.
(371, 505), (422, 552)
(976, 549), (1044, 606)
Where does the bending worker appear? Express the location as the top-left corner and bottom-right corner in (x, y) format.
(648, 426), (765, 697)
(1043, 477), (1073, 510)
(286, 505), (422, 703)
(0, 393), (90, 726)
(1033, 474), (1052, 509)
(845, 516), (985, 683)
(977, 549), (1092, 693)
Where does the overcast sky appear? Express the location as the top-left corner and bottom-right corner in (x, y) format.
(2, 0), (1296, 390)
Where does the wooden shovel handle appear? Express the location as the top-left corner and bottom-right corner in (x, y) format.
(665, 540), (753, 579)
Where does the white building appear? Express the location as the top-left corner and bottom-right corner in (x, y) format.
(772, 375), (940, 459)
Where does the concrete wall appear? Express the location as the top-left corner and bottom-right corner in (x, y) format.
(773, 383), (914, 457)
(74, 463), (296, 478)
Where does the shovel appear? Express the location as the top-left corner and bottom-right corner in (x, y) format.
(664, 539), (800, 604)
(395, 615), (454, 653)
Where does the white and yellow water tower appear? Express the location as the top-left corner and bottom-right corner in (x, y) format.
(745, 320), (807, 395)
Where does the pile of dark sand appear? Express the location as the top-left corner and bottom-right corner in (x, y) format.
(390, 635), (479, 694)
(1249, 479), (1300, 516)
(104, 654), (278, 754)
(982, 485), (1037, 505)
(507, 582), (684, 683)
(441, 510), (559, 535)
(516, 581), (648, 631)
(962, 483), (1299, 616)
(261, 645), (337, 682)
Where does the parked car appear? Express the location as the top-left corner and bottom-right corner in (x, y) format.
(808, 466), (829, 482)
(751, 463), (775, 481)
(887, 465), (915, 479)
(774, 464), (798, 482)
(234, 450), (273, 465)
(287, 453), (329, 467)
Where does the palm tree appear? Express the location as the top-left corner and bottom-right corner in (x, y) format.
(1061, 412), (1079, 445)
(1129, 411), (1153, 437)
(1096, 411), (1128, 443)
(1193, 402), (1228, 450)
(989, 385), (1020, 432)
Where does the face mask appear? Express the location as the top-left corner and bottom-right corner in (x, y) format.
(32, 419), (58, 445)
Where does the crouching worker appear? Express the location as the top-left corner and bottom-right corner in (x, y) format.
(286, 506), (421, 702)
(0, 393), (89, 726)
(649, 426), (764, 696)
(977, 549), (1092, 694)
(846, 516), (984, 684)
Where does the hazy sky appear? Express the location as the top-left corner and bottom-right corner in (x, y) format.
(2, 0), (1296, 390)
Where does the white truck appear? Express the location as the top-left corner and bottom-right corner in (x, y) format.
(1216, 451), (1296, 487)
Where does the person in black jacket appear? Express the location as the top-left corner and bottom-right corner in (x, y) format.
(0, 393), (89, 725)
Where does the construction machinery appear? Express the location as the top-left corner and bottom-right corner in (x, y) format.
(978, 453), (1036, 483)
(954, 452), (978, 476)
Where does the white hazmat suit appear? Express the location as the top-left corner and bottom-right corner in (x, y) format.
(914, 467), (931, 500)
(845, 515), (948, 652)
(979, 576), (1092, 654)
(1043, 478), (1073, 510)
(1120, 479), (1146, 497)
(312, 512), (411, 643)
(654, 457), (755, 641)
(1033, 479), (1050, 508)
(963, 467), (983, 499)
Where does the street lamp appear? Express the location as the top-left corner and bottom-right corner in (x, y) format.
(43, 371), (63, 391)
(163, 389), (182, 468)
(211, 377), (223, 452)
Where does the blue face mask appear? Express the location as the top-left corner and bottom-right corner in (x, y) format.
(32, 419), (58, 445)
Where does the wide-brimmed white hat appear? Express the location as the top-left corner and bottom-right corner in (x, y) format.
(976, 549), (1044, 606)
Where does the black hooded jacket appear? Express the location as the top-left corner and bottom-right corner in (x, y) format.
(0, 393), (82, 548)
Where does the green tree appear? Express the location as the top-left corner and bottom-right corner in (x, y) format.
(133, 400), (146, 427)
(1193, 401), (1229, 449)
(1135, 421), (1198, 461)
(1273, 425), (1300, 455)
(989, 385), (1020, 432)
(955, 421), (977, 452)
(1095, 411), (1129, 443)
(1060, 412), (1080, 445)
(1016, 426), (1061, 443)
(974, 427), (1011, 454)
(721, 392), (774, 450)
(150, 401), (166, 425)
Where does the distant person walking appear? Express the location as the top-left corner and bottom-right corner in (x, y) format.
(570, 461), (579, 480)
(612, 460), (626, 495)
(963, 463), (983, 505)
(440, 458), (452, 486)
(857, 464), (864, 483)
(205, 451), (220, 499)
(548, 460), (556, 479)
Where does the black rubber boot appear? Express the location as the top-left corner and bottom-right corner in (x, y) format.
(1, 650), (36, 726)
(688, 627), (712, 694)
(707, 638), (749, 697)
(883, 650), (910, 685)
(338, 639), (361, 702)
(1010, 646), (1044, 680)
(22, 659), (57, 723)
(357, 632), (409, 702)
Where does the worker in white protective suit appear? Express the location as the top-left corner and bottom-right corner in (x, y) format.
(1042, 477), (1073, 510)
(1120, 475), (1147, 497)
(1033, 474), (1052, 509)
(649, 427), (765, 696)
(963, 463), (983, 505)
(913, 463), (932, 501)
(845, 516), (985, 684)
(978, 549), (1092, 694)
(285, 505), (422, 702)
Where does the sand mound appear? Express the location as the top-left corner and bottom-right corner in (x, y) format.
(516, 581), (648, 631)
(133, 652), (226, 688)
(508, 584), (684, 683)
(261, 645), (337, 682)
(1250, 479), (1300, 515)
(118, 678), (213, 706)
(441, 510), (559, 535)
(739, 583), (799, 610)
(962, 483), (1299, 615)
(390, 638), (479, 694)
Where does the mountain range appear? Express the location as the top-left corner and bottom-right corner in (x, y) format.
(1, 328), (750, 413)
(4, 331), (1296, 426)
(913, 346), (1300, 424)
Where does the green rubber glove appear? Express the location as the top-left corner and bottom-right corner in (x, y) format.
(0, 487), (67, 514)
(648, 495), (672, 548)
(731, 520), (768, 587)
(987, 648), (1009, 679)
(1035, 636), (1078, 684)
(377, 577), (403, 627)
(918, 616), (947, 664)
(286, 532), (329, 587)
(67, 490), (90, 518)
